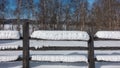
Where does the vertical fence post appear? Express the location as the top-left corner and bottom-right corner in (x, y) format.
(23, 22), (29, 68)
(88, 29), (95, 68)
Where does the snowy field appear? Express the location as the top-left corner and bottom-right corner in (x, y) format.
(1, 61), (120, 68)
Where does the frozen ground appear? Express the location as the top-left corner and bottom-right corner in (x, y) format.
(0, 61), (120, 68)
(0, 61), (87, 68)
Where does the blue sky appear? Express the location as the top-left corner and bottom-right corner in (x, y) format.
(88, 0), (94, 5)
(6, 0), (94, 19)
(8, 0), (94, 10)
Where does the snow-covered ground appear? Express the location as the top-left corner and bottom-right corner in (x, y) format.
(0, 51), (22, 62)
(0, 61), (87, 68)
(1, 61), (120, 68)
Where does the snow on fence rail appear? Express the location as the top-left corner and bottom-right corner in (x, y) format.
(31, 55), (87, 62)
(0, 30), (20, 39)
(0, 29), (94, 68)
(95, 31), (120, 62)
(0, 56), (19, 62)
(3, 28), (120, 67)
(95, 31), (120, 39)
(0, 40), (22, 50)
(96, 55), (120, 62)
(0, 45), (19, 50)
(31, 31), (89, 41)
(30, 29), (94, 68)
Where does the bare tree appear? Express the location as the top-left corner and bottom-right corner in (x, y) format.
(14, 0), (22, 31)
(0, 0), (7, 29)
(91, 0), (120, 30)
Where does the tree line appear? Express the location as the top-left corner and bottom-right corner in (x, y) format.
(0, 0), (120, 31)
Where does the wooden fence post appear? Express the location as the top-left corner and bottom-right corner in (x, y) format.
(23, 22), (29, 68)
(88, 29), (95, 68)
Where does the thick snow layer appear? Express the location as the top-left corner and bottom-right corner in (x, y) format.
(0, 40), (87, 50)
(0, 56), (19, 62)
(2, 40), (120, 50)
(96, 55), (120, 61)
(33, 65), (86, 68)
(1, 50), (120, 63)
(101, 65), (120, 68)
(31, 31), (89, 40)
(31, 55), (87, 62)
(95, 31), (120, 39)
(0, 30), (20, 39)
(30, 40), (88, 49)
(1, 40), (120, 50)
(0, 51), (21, 62)
(1, 50), (120, 57)
(0, 49), (120, 68)
(30, 51), (88, 55)
(95, 50), (120, 55)
(0, 51), (22, 56)
(94, 41), (120, 47)
(0, 40), (21, 50)
(0, 45), (19, 50)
